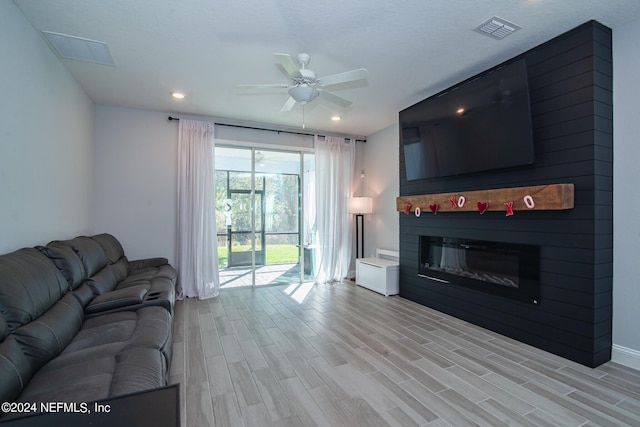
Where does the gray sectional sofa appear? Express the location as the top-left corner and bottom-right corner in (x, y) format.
(0, 233), (176, 412)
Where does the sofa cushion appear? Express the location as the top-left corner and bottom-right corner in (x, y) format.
(58, 236), (108, 277)
(91, 233), (126, 264)
(90, 234), (129, 281)
(17, 347), (167, 404)
(120, 307), (172, 354)
(11, 293), (83, 372)
(0, 314), (9, 340)
(17, 353), (116, 403)
(109, 348), (167, 396)
(37, 242), (86, 290)
(118, 274), (174, 292)
(62, 307), (172, 361)
(122, 264), (177, 284)
(63, 311), (143, 356)
(85, 265), (118, 295)
(15, 306), (172, 404)
(68, 283), (96, 308)
(111, 257), (129, 282)
(0, 248), (69, 330)
(128, 257), (170, 271)
(0, 316), (33, 403)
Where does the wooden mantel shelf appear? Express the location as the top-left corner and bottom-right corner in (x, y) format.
(396, 183), (574, 214)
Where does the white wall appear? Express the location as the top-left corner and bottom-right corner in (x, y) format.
(94, 106), (178, 264)
(360, 123), (400, 258)
(0, 2), (95, 254)
(612, 18), (640, 368)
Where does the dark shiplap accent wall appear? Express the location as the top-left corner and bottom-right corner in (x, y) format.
(398, 21), (613, 367)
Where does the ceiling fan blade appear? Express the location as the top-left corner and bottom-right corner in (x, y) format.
(236, 84), (289, 89)
(318, 68), (368, 87)
(280, 96), (297, 112)
(275, 53), (302, 78)
(318, 90), (352, 108)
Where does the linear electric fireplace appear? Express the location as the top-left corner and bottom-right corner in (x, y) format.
(419, 236), (540, 304)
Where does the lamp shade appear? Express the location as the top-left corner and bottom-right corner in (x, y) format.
(347, 197), (373, 214)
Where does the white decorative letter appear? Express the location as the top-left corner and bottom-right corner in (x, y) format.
(523, 195), (535, 209)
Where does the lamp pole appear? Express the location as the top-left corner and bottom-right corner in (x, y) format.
(355, 213), (364, 259)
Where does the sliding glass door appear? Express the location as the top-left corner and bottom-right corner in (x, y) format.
(216, 146), (310, 288)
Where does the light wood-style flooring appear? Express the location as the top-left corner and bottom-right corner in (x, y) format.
(170, 281), (640, 426)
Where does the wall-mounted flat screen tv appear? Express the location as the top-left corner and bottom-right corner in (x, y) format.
(400, 59), (535, 180)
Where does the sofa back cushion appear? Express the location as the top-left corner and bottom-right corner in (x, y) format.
(0, 315), (33, 403)
(59, 236), (108, 277)
(0, 248), (69, 330)
(85, 265), (118, 295)
(0, 248), (80, 401)
(110, 258), (129, 282)
(38, 242), (87, 290)
(70, 283), (97, 307)
(12, 293), (83, 372)
(91, 233), (129, 281)
(91, 233), (125, 264)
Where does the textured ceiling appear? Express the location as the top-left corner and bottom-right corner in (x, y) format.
(14, 0), (640, 137)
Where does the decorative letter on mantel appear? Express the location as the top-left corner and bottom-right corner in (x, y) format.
(396, 183), (574, 214)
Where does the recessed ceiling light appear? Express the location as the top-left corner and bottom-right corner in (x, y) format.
(171, 92), (185, 99)
(331, 115), (341, 121)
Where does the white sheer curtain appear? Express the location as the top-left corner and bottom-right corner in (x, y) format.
(176, 119), (219, 299)
(314, 135), (355, 283)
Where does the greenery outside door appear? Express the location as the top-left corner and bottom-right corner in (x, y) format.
(228, 189), (264, 267)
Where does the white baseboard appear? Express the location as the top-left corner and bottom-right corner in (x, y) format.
(611, 344), (640, 371)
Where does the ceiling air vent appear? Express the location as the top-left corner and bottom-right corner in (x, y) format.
(474, 17), (521, 39)
(42, 31), (115, 66)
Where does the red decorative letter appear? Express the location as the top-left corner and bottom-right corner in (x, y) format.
(505, 201), (514, 217)
(449, 196), (457, 209)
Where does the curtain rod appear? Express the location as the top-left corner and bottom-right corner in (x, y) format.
(167, 116), (366, 143)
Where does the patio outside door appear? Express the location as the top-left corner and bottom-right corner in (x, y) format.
(216, 146), (308, 288)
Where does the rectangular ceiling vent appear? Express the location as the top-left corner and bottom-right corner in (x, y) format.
(474, 16), (521, 39)
(42, 31), (116, 66)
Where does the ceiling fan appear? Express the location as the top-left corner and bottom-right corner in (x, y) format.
(237, 53), (368, 113)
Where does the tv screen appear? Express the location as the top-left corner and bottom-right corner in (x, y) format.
(400, 59), (534, 180)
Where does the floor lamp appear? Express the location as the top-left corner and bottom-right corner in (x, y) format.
(347, 197), (373, 259)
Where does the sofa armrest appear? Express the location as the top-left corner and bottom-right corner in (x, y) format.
(128, 257), (169, 271)
(85, 285), (148, 314)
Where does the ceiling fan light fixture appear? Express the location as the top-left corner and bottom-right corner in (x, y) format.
(288, 85), (319, 104)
